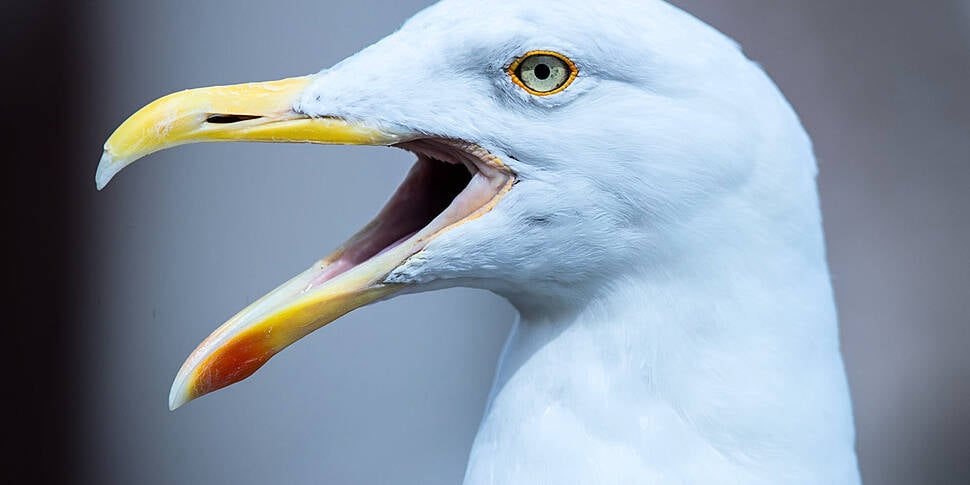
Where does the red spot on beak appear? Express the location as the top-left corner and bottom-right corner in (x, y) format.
(190, 331), (275, 400)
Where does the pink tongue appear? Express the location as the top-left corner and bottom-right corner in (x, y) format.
(307, 230), (419, 289)
(376, 231), (418, 258)
(310, 260), (356, 288)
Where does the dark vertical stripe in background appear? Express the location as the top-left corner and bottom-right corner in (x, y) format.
(4, 0), (80, 483)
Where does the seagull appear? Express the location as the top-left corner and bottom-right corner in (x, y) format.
(96, 0), (862, 483)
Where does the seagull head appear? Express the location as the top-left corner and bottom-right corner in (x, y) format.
(98, 0), (811, 410)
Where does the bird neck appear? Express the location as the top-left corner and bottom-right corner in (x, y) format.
(471, 207), (861, 483)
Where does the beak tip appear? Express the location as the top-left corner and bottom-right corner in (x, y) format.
(169, 362), (199, 411)
(168, 379), (192, 411)
(96, 151), (122, 190)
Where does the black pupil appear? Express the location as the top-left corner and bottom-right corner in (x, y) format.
(534, 63), (551, 80)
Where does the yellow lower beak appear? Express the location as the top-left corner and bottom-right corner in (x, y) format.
(98, 76), (414, 409)
(168, 246), (403, 410)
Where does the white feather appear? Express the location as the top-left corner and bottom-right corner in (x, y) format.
(297, 0), (862, 483)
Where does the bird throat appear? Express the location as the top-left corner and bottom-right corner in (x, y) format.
(464, 246), (857, 484)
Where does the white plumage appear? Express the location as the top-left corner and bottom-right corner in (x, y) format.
(308, 3), (862, 481)
(99, 0), (862, 483)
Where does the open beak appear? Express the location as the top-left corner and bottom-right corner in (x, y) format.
(98, 76), (513, 410)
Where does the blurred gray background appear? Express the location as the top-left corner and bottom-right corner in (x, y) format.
(71, 0), (968, 484)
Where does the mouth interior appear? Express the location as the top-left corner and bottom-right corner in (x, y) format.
(310, 139), (510, 286)
(205, 114), (264, 124)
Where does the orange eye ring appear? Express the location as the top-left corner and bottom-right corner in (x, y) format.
(508, 50), (578, 96)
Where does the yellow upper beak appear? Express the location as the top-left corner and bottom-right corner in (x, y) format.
(97, 76), (402, 190)
(99, 76), (413, 409)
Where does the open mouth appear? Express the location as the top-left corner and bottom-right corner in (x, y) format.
(166, 138), (514, 408)
(94, 75), (517, 408)
(309, 139), (514, 291)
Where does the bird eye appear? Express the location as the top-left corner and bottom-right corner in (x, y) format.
(509, 51), (577, 96)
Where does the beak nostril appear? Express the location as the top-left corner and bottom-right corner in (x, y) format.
(205, 114), (263, 124)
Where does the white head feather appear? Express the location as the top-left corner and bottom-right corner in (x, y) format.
(298, 1), (862, 483)
(103, 0), (864, 482)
